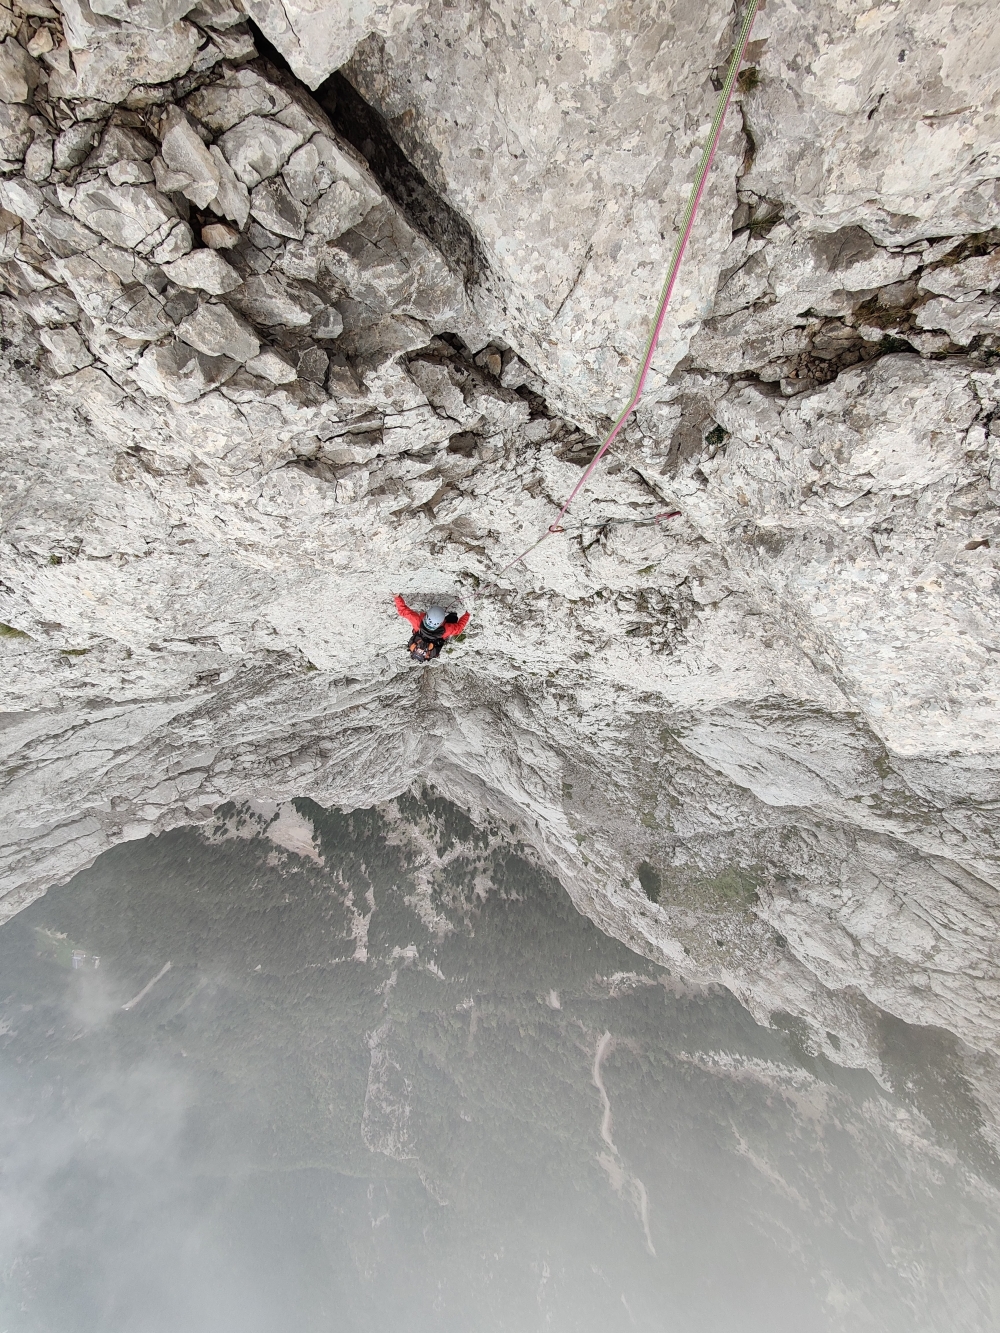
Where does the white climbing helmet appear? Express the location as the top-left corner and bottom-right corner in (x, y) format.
(423, 606), (448, 630)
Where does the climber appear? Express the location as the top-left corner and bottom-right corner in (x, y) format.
(394, 595), (470, 663)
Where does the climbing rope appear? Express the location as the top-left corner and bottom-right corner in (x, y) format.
(475, 0), (759, 594)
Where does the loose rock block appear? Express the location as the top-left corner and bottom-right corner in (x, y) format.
(161, 247), (242, 294)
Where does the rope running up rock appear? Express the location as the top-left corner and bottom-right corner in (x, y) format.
(475, 0), (760, 594)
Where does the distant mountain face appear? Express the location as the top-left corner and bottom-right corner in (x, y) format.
(2, 0), (1000, 1161)
(1, 791), (998, 1332)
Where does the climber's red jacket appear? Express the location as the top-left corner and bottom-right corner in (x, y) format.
(394, 595), (470, 637)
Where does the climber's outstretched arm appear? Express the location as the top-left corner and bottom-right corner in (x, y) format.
(394, 594), (423, 631)
(442, 612), (470, 639)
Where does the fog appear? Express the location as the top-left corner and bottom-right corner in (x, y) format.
(1, 792), (998, 1332)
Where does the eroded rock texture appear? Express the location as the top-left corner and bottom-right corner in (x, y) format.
(2, 0), (1000, 1124)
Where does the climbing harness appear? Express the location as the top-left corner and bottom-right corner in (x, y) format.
(473, 0), (759, 595)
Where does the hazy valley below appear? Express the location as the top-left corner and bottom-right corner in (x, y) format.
(2, 793), (999, 1332)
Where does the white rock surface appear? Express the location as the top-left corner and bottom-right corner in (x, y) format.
(175, 298), (259, 360)
(0, 35), (43, 101)
(131, 336), (238, 398)
(47, 19), (202, 101)
(159, 105), (221, 208)
(161, 247), (241, 292)
(218, 113), (304, 187)
(2, 0), (1000, 1131)
(237, 0), (411, 91)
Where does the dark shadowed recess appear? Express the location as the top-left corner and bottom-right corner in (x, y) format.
(246, 21), (484, 287)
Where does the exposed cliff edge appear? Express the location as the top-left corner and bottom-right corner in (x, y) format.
(2, 0), (1000, 1125)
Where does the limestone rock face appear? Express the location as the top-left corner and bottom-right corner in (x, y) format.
(175, 298), (259, 359)
(0, 35), (43, 102)
(237, 0), (408, 91)
(161, 246), (241, 292)
(2, 0), (1000, 1131)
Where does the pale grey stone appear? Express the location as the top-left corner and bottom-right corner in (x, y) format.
(0, 174), (43, 220)
(89, 0), (199, 30)
(38, 324), (94, 374)
(0, 100), (31, 166)
(162, 286), (198, 322)
(337, 311), (429, 359)
(237, 0), (386, 90)
(285, 134), (380, 229)
(161, 247), (241, 294)
(175, 300), (259, 361)
(159, 105), (220, 208)
(20, 285), (81, 326)
(0, 37), (42, 102)
(186, 0), (246, 30)
(202, 221), (239, 248)
(237, 236), (277, 275)
(146, 219), (193, 264)
(84, 125), (158, 172)
(408, 359), (473, 423)
(499, 354), (532, 390)
(132, 337), (238, 400)
(30, 205), (100, 257)
(309, 305), (343, 340)
(23, 134), (53, 181)
(105, 284), (173, 340)
(206, 144), (250, 229)
(52, 119), (102, 170)
(318, 202), (467, 330)
(107, 159), (155, 186)
(218, 366), (275, 401)
(0, 218), (20, 260)
(244, 345), (296, 383)
(4, 255), (56, 291)
(334, 472), (366, 504)
(90, 240), (162, 288)
(249, 177), (306, 240)
(919, 253), (1000, 300)
(907, 330), (954, 357)
(709, 240), (771, 320)
(47, 21), (201, 102)
(194, 26), (255, 66)
(69, 178), (180, 254)
(183, 68), (289, 132)
(55, 0), (118, 50)
(281, 137), (325, 206)
(915, 295), (1000, 343)
(0, 209), (23, 256)
(876, 279), (918, 310)
(246, 220), (282, 251)
(271, 98), (327, 141)
(305, 178), (378, 242)
(218, 115), (305, 188)
(228, 272), (314, 326)
(10, 0), (1000, 1156)
(737, 4), (999, 244)
(26, 26), (54, 58)
(49, 251), (124, 318)
(151, 153), (196, 195)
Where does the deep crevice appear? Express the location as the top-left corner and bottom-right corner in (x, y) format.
(317, 72), (484, 288)
(245, 21), (484, 288)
